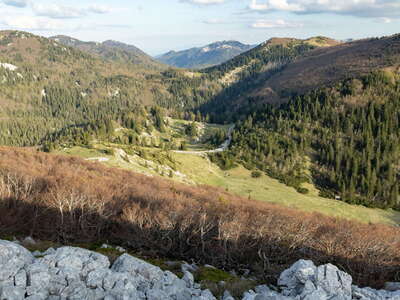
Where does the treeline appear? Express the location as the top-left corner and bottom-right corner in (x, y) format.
(42, 119), (115, 152)
(156, 41), (317, 116)
(40, 104), (168, 149)
(218, 71), (400, 209)
(40, 103), (211, 152)
(0, 83), (141, 146)
(205, 41), (313, 78)
(201, 41), (316, 122)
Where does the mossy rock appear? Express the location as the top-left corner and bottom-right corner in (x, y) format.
(145, 258), (184, 278)
(194, 267), (258, 299)
(24, 241), (60, 253)
(0, 235), (15, 241)
(194, 266), (234, 283)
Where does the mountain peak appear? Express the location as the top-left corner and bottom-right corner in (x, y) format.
(263, 36), (340, 48)
(157, 40), (255, 69)
(103, 40), (127, 46)
(49, 35), (164, 70)
(50, 35), (84, 47)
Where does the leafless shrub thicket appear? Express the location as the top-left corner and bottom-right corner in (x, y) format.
(0, 147), (399, 287)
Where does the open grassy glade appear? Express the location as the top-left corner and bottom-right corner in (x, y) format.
(172, 153), (400, 226)
(1, 147), (400, 289)
(48, 108), (400, 226)
(56, 139), (400, 226)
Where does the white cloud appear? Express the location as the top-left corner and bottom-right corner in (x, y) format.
(249, 0), (301, 12)
(1, 15), (64, 30)
(0, 14), (112, 31)
(3, 0), (28, 8)
(3, 1), (113, 19)
(377, 17), (392, 23)
(203, 18), (227, 24)
(87, 4), (112, 14)
(33, 3), (85, 19)
(181, 0), (225, 5)
(251, 19), (302, 28)
(248, 0), (400, 18)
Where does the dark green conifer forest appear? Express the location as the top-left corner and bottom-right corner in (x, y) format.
(217, 71), (400, 209)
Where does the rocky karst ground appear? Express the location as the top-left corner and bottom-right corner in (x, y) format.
(0, 239), (399, 300)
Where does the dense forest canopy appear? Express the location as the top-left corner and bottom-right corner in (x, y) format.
(216, 71), (400, 209)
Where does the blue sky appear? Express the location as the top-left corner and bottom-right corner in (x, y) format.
(0, 0), (399, 55)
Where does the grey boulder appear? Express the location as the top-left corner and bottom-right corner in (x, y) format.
(0, 240), (34, 281)
(1, 239), (399, 300)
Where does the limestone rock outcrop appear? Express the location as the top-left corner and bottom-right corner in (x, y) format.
(0, 240), (399, 300)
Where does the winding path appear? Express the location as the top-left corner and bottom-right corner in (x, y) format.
(173, 125), (234, 155)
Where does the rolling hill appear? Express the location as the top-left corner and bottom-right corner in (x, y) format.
(0, 30), (219, 147)
(200, 34), (400, 211)
(0, 31), (339, 148)
(198, 36), (340, 119)
(202, 34), (400, 118)
(50, 35), (164, 70)
(2, 29), (400, 213)
(156, 41), (255, 69)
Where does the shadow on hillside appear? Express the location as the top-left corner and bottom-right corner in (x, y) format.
(0, 196), (397, 289)
(198, 66), (285, 123)
(199, 34), (400, 123)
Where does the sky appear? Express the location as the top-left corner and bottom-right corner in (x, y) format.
(0, 0), (399, 55)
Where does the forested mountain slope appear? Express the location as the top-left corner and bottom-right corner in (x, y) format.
(0, 31), (222, 146)
(203, 34), (400, 120)
(214, 70), (400, 210)
(0, 31), (337, 147)
(50, 35), (164, 70)
(156, 41), (255, 69)
(0, 31), (169, 146)
(198, 34), (400, 210)
(199, 37), (340, 120)
(258, 35), (400, 99)
(5, 30), (400, 211)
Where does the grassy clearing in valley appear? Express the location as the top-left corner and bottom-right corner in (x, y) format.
(174, 153), (400, 226)
(58, 144), (400, 226)
(166, 119), (230, 151)
(57, 118), (400, 226)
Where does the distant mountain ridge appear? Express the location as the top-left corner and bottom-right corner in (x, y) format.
(50, 35), (164, 70)
(156, 40), (255, 69)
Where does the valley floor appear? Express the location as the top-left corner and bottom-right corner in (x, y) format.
(57, 143), (400, 226)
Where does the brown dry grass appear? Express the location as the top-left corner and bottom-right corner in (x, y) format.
(247, 34), (400, 106)
(0, 147), (399, 287)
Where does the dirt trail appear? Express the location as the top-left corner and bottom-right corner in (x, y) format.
(173, 125), (234, 155)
